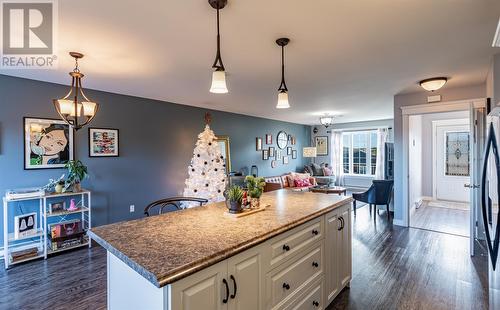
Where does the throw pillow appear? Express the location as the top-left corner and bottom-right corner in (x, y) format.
(294, 178), (312, 188)
(323, 167), (333, 176)
(304, 165), (314, 175)
(311, 163), (324, 176)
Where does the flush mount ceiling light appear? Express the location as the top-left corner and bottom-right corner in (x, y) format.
(419, 77), (448, 92)
(53, 52), (99, 131)
(209, 0), (228, 94)
(319, 115), (334, 128)
(276, 37), (290, 109)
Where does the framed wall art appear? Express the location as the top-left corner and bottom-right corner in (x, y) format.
(89, 128), (120, 157)
(287, 147), (292, 155)
(49, 201), (66, 214)
(315, 136), (329, 156)
(292, 150), (297, 159)
(283, 156), (289, 164)
(24, 117), (74, 170)
(269, 147), (275, 157)
(14, 212), (37, 239)
(262, 149), (269, 160)
(266, 134), (272, 145)
(256, 137), (262, 151)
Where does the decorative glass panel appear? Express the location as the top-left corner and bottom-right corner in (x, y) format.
(445, 131), (470, 176)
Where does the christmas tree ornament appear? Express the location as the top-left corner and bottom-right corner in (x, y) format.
(183, 113), (227, 207)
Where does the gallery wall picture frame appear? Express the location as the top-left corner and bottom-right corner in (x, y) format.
(283, 156), (289, 164)
(315, 136), (329, 156)
(291, 136), (296, 145)
(49, 201), (66, 214)
(277, 150), (282, 160)
(24, 117), (74, 170)
(287, 147), (292, 155)
(269, 147), (275, 157)
(271, 160), (277, 168)
(262, 149), (269, 160)
(216, 135), (232, 173)
(266, 134), (272, 145)
(292, 150), (297, 159)
(89, 128), (120, 157)
(256, 137), (262, 151)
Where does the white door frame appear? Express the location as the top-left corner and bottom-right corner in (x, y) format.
(431, 118), (470, 201)
(400, 98), (486, 228)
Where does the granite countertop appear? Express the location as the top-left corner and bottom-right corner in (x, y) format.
(88, 189), (352, 288)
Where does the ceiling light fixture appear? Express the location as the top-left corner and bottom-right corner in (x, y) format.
(209, 0), (228, 94)
(276, 37), (290, 109)
(53, 52), (99, 131)
(419, 77), (448, 92)
(319, 115), (334, 128)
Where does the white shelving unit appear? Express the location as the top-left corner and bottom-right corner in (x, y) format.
(2, 189), (92, 269)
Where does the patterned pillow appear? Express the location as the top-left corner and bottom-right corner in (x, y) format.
(304, 165), (314, 175)
(323, 167), (333, 176)
(311, 163), (324, 176)
(294, 178), (312, 188)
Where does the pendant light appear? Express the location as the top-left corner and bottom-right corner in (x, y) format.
(319, 115), (334, 128)
(209, 0), (228, 94)
(419, 77), (447, 92)
(276, 38), (290, 109)
(53, 52), (99, 131)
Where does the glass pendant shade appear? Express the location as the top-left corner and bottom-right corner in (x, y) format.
(56, 99), (74, 115)
(82, 101), (97, 116)
(320, 116), (334, 128)
(69, 103), (83, 117)
(276, 91), (290, 109)
(420, 77), (447, 92)
(210, 70), (228, 94)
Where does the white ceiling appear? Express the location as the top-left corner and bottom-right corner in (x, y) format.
(2, 0), (500, 124)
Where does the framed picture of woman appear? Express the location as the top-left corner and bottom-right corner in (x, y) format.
(24, 117), (74, 170)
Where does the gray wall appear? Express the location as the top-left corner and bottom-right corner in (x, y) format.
(393, 83), (486, 224)
(0, 75), (311, 247)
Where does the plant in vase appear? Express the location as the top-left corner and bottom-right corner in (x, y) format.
(245, 175), (266, 208)
(226, 185), (244, 214)
(65, 160), (88, 192)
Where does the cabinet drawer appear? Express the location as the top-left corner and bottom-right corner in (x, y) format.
(267, 243), (323, 308)
(283, 279), (323, 310)
(269, 217), (323, 268)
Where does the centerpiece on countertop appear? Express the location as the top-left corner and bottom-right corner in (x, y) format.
(182, 113), (226, 207)
(245, 175), (266, 209)
(225, 185), (244, 214)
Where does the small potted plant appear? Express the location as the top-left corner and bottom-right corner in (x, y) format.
(245, 175), (266, 209)
(226, 185), (244, 214)
(65, 160), (88, 192)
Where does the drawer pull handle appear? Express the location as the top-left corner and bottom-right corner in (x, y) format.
(222, 278), (229, 303)
(282, 244), (290, 251)
(338, 217), (344, 231)
(313, 301), (320, 307)
(312, 229), (319, 235)
(230, 275), (237, 299)
(312, 261), (319, 268)
(282, 283), (290, 290)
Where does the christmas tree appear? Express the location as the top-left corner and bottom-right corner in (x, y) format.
(183, 114), (226, 207)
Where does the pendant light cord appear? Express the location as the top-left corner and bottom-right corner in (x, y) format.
(279, 45), (287, 92)
(212, 7), (225, 71)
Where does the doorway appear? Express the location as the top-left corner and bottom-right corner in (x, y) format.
(408, 112), (471, 237)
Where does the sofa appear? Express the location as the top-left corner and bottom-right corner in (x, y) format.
(264, 173), (317, 192)
(304, 163), (336, 186)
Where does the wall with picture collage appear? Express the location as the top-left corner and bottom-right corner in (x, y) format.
(255, 132), (300, 170)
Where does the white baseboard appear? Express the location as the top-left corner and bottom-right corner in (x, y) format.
(393, 219), (406, 227)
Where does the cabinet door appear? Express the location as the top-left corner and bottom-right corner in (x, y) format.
(339, 205), (352, 288)
(227, 245), (264, 310)
(325, 210), (342, 305)
(170, 261), (228, 310)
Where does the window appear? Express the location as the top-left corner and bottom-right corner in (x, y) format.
(342, 131), (378, 175)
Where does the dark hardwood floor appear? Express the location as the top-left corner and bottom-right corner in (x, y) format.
(0, 204), (488, 310)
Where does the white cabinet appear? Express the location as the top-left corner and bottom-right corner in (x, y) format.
(325, 204), (351, 305)
(171, 244), (265, 310)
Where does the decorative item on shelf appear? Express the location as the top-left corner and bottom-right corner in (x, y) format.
(225, 185), (244, 214)
(250, 165), (259, 177)
(266, 134), (272, 145)
(208, 0), (229, 94)
(419, 77), (448, 92)
(183, 113), (227, 205)
(283, 156), (289, 164)
(245, 175), (265, 209)
(319, 115), (334, 128)
(276, 37), (291, 109)
(67, 199), (79, 212)
(10, 247), (39, 263)
(65, 160), (88, 192)
(277, 131), (288, 149)
(14, 212), (37, 239)
(41, 174), (66, 193)
(49, 201), (66, 214)
(315, 136), (328, 156)
(54, 180), (65, 194)
(269, 147), (275, 157)
(24, 117), (74, 170)
(256, 137), (262, 151)
(287, 146), (292, 155)
(53, 52), (99, 131)
(262, 149), (269, 160)
(89, 128), (119, 157)
(292, 149), (297, 159)
(271, 160), (277, 168)
(6, 188), (44, 200)
(48, 219), (85, 251)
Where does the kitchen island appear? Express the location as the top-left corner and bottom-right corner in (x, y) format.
(89, 189), (353, 310)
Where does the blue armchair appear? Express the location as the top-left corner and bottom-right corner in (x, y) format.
(352, 180), (394, 220)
